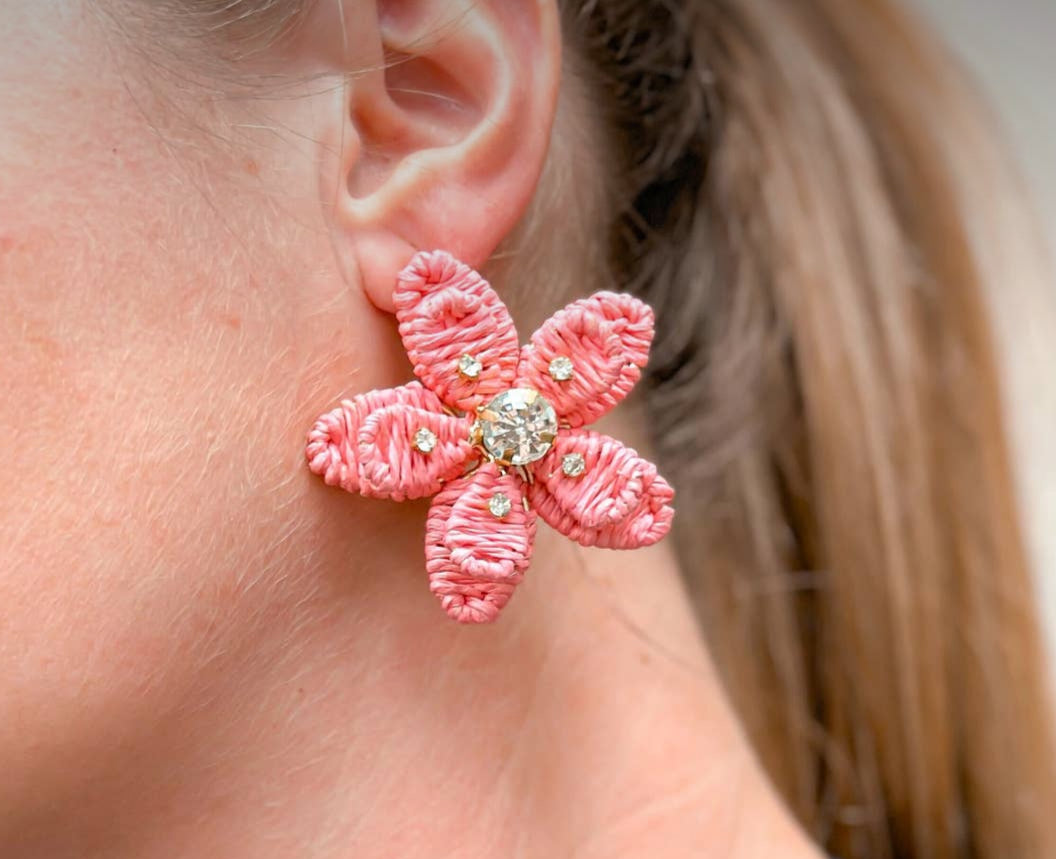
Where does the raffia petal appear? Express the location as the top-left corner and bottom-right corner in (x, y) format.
(425, 465), (534, 624)
(395, 251), (520, 412)
(517, 292), (654, 427)
(305, 382), (445, 495)
(527, 430), (674, 549)
(443, 463), (535, 582)
(356, 406), (473, 502)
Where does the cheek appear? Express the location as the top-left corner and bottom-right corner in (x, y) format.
(0, 127), (407, 823)
(0, 234), (274, 785)
(0, 11), (431, 814)
(0, 215), (408, 818)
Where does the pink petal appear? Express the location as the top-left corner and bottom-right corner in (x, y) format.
(517, 292), (654, 427)
(527, 430), (674, 549)
(425, 464), (535, 624)
(357, 406), (473, 502)
(395, 251), (520, 412)
(306, 382), (466, 499)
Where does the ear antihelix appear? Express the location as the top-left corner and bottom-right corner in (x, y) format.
(322, 0), (561, 321)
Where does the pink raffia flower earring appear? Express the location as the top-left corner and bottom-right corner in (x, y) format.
(306, 251), (674, 624)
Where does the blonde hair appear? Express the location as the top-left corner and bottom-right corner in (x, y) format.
(555, 1), (1056, 856)
(116, 0), (1056, 855)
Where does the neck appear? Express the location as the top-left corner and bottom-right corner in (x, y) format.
(15, 476), (818, 859)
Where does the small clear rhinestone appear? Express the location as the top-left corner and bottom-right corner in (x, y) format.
(488, 492), (512, 519)
(548, 356), (575, 382)
(478, 388), (558, 466)
(561, 452), (587, 477)
(413, 427), (438, 454)
(457, 354), (482, 379)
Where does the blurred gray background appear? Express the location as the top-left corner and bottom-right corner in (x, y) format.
(916, 0), (1055, 256)
(914, 0), (1056, 647)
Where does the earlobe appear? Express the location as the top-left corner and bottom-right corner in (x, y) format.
(318, 0), (562, 313)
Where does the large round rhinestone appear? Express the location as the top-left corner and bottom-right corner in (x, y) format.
(478, 388), (558, 466)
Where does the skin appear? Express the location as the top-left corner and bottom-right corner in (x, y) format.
(0, 1), (822, 856)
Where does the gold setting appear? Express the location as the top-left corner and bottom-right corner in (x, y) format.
(412, 427), (438, 454)
(475, 388), (557, 467)
(548, 356), (575, 382)
(488, 493), (512, 519)
(457, 354), (482, 379)
(561, 453), (587, 478)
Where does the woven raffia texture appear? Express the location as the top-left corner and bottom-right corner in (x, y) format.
(307, 251), (674, 624)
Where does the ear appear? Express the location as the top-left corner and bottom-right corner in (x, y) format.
(310, 0), (562, 312)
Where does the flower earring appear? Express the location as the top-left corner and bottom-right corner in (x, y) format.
(306, 251), (674, 624)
